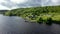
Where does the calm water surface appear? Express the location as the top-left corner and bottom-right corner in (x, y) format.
(0, 14), (60, 34)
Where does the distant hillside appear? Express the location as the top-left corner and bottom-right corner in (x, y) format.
(5, 6), (60, 16)
(5, 6), (60, 23)
(0, 10), (8, 14)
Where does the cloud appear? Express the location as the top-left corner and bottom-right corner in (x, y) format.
(10, 0), (28, 4)
(0, 0), (60, 10)
(0, 0), (29, 10)
(51, 0), (59, 3)
(42, 0), (60, 6)
(17, 0), (41, 7)
(0, 5), (10, 10)
(0, 0), (5, 3)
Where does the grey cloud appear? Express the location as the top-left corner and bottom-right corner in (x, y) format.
(17, 0), (41, 7)
(1, 0), (41, 8)
(1, 0), (60, 9)
(42, 0), (60, 6)
(1, 0), (17, 8)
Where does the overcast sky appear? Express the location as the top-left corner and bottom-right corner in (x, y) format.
(0, 0), (60, 10)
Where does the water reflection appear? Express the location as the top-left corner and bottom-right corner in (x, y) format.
(0, 14), (60, 34)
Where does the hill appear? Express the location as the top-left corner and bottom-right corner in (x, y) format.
(0, 10), (8, 14)
(5, 6), (60, 24)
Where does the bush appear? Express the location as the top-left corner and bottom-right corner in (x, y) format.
(37, 17), (43, 23)
(46, 17), (52, 25)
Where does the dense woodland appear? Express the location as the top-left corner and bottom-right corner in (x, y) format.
(5, 6), (60, 24)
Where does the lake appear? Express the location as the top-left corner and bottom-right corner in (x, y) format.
(0, 14), (60, 34)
